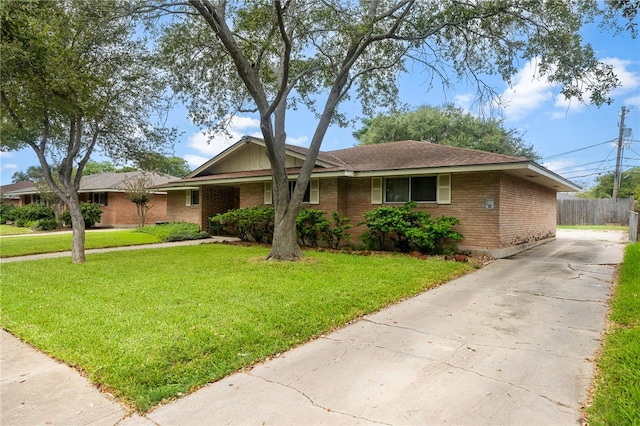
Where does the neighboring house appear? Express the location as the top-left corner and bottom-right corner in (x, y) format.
(1, 181), (35, 206)
(3, 172), (177, 228)
(160, 136), (580, 258)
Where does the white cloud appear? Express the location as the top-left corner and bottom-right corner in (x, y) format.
(499, 59), (554, 121)
(183, 154), (210, 169)
(0, 151), (14, 159)
(604, 57), (640, 96)
(286, 135), (309, 146)
(542, 159), (576, 174)
(184, 115), (310, 163)
(187, 115), (261, 158)
(0, 162), (18, 172)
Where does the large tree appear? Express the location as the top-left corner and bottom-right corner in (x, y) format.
(582, 167), (640, 199)
(353, 104), (539, 159)
(154, 0), (624, 260)
(1, 0), (174, 263)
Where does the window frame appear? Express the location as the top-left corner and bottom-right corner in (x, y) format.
(186, 189), (200, 206)
(384, 176), (438, 203)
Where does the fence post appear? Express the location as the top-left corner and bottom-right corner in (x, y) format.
(630, 211), (639, 243)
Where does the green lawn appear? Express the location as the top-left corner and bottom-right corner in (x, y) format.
(0, 230), (161, 257)
(0, 224), (34, 235)
(0, 244), (472, 412)
(587, 242), (640, 424)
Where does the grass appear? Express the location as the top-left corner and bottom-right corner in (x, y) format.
(0, 224), (34, 235)
(587, 242), (640, 425)
(0, 230), (161, 257)
(0, 243), (472, 412)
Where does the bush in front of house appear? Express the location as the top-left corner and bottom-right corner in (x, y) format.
(33, 218), (61, 231)
(212, 207), (354, 248)
(10, 204), (56, 228)
(296, 209), (330, 247)
(138, 222), (209, 242)
(321, 211), (353, 249)
(212, 206), (275, 243)
(359, 201), (463, 254)
(61, 202), (103, 228)
(0, 202), (17, 224)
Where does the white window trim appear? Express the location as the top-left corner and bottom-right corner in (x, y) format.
(264, 181), (273, 205)
(371, 177), (383, 204)
(309, 179), (319, 204)
(437, 174), (451, 204)
(185, 190), (192, 206)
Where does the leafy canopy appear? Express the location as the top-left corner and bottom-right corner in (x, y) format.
(353, 105), (540, 159)
(582, 167), (640, 199)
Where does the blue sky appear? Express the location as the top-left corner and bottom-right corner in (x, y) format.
(1, 18), (639, 191)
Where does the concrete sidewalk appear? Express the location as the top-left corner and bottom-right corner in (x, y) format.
(0, 236), (239, 263)
(0, 229), (627, 425)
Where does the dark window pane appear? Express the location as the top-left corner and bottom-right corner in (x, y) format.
(385, 178), (409, 202)
(411, 176), (437, 202)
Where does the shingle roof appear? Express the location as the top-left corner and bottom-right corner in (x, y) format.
(1, 172), (178, 195)
(167, 137), (578, 192)
(327, 140), (527, 171)
(79, 172), (177, 191)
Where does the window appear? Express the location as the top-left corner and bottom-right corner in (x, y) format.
(384, 176), (437, 203)
(186, 189), (200, 206)
(264, 180), (319, 205)
(90, 192), (108, 206)
(289, 181), (310, 203)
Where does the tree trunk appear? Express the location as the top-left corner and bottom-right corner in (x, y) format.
(67, 198), (86, 264)
(267, 205), (303, 261)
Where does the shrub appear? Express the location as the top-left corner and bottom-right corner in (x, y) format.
(321, 211), (353, 249)
(33, 218), (61, 231)
(61, 202), (103, 228)
(296, 209), (330, 247)
(211, 207), (275, 243)
(0, 202), (17, 224)
(359, 201), (463, 254)
(138, 222), (210, 242)
(11, 204), (55, 228)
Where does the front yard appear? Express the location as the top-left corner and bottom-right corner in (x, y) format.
(0, 243), (472, 412)
(0, 230), (161, 257)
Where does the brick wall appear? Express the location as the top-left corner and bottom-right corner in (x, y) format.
(186, 173), (556, 255)
(92, 192), (168, 227)
(166, 190), (202, 228)
(498, 174), (556, 247)
(201, 186), (239, 226)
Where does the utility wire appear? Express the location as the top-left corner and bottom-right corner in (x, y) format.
(542, 139), (616, 161)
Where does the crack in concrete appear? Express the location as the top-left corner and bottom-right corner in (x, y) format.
(247, 373), (392, 425)
(512, 290), (604, 304)
(361, 318), (587, 361)
(567, 263), (615, 284)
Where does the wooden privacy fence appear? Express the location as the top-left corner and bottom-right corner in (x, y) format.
(557, 197), (637, 226)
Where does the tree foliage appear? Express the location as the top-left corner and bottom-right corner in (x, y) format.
(151, 0), (623, 260)
(120, 173), (156, 228)
(11, 165), (44, 183)
(582, 167), (640, 199)
(353, 104), (539, 159)
(135, 153), (191, 177)
(0, 0), (175, 262)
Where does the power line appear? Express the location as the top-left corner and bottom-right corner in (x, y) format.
(541, 139), (616, 161)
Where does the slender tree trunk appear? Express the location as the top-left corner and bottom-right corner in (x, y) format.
(67, 196), (86, 263)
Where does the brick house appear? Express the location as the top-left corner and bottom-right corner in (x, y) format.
(3, 172), (176, 228)
(160, 136), (579, 257)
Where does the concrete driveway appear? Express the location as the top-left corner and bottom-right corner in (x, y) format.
(1, 229), (627, 425)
